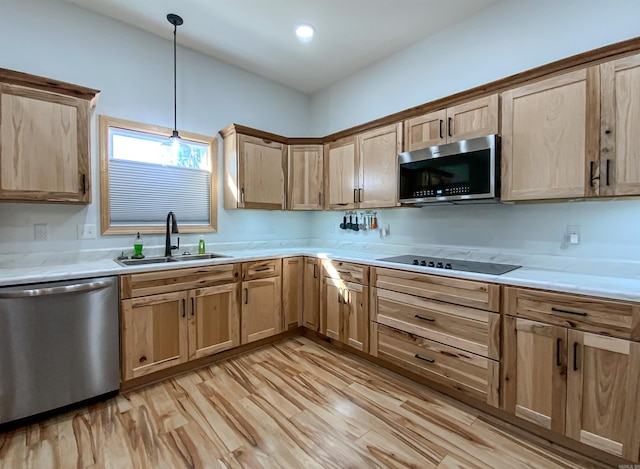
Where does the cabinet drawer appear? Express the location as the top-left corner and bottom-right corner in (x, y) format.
(242, 258), (282, 280)
(321, 259), (369, 284)
(120, 264), (240, 299)
(373, 267), (500, 312)
(374, 288), (500, 359)
(505, 287), (640, 341)
(375, 324), (499, 405)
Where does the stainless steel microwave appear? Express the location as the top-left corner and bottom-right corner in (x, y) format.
(398, 134), (500, 205)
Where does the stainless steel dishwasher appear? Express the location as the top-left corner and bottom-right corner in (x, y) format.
(0, 276), (120, 425)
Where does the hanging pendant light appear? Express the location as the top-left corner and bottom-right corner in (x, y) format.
(163, 13), (187, 160)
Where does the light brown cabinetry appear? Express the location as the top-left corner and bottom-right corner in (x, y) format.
(302, 257), (320, 331)
(370, 267), (500, 406)
(120, 264), (240, 381)
(282, 256), (303, 330)
(288, 144), (323, 210)
(320, 260), (370, 351)
(0, 71), (99, 203)
(404, 94), (499, 151)
(324, 136), (359, 209)
(241, 259), (282, 344)
(503, 287), (640, 462)
(222, 126), (287, 210)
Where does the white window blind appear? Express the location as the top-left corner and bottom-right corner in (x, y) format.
(109, 159), (211, 225)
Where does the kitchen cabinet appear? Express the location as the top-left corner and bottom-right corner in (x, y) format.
(358, 123), (402, 208)
(241, 259), (282, 344)
(0, 71), (99, 203)
(221, 126), (287, 210)
(503, 286), (640, 461)
(324, 135), (359, 210)
(288, 144), (324, 210)
(404, 94), (499, 151)
(302, 257), (320, 331)
(370, 267), (500, 406)
(600, 53), (640, 197)
(320, 260), (370, 351)
(501, 68), (600, 201)
(282, 256), (303, 330)
(120, 264), (240, 381)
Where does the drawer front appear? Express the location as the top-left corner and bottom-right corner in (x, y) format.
(242, 258), (282, 280)
(120, 264), (240, 299)
(374, 288), (500, 359)
(505, 287), (640, 341)
(373, 267), (499, 312)
(321, 259), (369, 285)
(375, 324), (499, 405)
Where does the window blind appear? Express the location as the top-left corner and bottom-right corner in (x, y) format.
(109, 159), (210, 225)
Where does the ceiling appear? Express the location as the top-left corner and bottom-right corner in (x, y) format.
(63, 0), (501, 94)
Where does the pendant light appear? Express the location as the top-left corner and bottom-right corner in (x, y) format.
(164, 13), (185, 156)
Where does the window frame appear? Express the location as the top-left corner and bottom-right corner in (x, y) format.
(99, 115), (218, 235)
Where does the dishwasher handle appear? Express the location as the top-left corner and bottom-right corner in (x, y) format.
(0, 280), (114, 298)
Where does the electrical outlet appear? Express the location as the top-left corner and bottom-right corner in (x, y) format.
(568, 225), (580, 245)
(77, 224), (97, 239)
(34, 223), (48, 241)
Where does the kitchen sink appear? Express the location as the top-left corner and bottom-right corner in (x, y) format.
(115, 253), (230, 267)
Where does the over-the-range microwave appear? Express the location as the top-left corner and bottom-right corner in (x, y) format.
(398, 134), (500, 205)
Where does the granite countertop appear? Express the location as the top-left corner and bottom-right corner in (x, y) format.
(0, 247), (639, 303)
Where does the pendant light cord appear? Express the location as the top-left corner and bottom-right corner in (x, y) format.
(173, 23), (178, 135)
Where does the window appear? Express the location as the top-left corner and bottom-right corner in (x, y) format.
(99, 116), (217, 235)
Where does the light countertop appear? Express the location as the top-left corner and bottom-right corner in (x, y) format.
(0, 247), (639, 303)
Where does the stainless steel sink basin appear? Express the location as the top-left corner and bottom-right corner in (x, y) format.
(115, 253), (229, 267)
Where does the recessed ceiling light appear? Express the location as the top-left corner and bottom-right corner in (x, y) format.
(295, 24), (315, 40)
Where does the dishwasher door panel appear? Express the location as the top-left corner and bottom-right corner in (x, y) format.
(0, 276), (120, 424)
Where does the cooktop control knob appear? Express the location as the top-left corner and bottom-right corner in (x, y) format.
(436, 262), (443, 268)
(412, 259), (419, 265)
(445, 263), (452, 269)
(420, 260), (427, 266)
(428, 261), (435, 267)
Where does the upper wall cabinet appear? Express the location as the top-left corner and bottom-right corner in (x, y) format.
(600, 53), (640, 197)
(324, 135), (359, 210)
(288, 144), (323, 210)
(404, 94), (499, 151)
(222, 126), (287, 210)
(0, 69), (99, 204)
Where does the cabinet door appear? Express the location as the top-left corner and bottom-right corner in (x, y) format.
(358, 123), (402, 209)
(323, 277), (343, 341)
(302, 257), (320, 331)
(446, 94), (499, 143)
(188, 284), (239, 360)
(238, 134), (286, 209)
(501, 67), (600, 201)
(503, 317), (567, 433)
(566, 331), (640, 461)
(0, 85), (90, 203)
(600, 54), (640, 197)
(282, 257), (303, 330)
(404, 109), (447, 151)
(288, 144), (323, 210)
(241, 276), (282, 344)
(343, 282), (369, 352)
(324, 136), (358, 209)
(121, 291), (188, 381)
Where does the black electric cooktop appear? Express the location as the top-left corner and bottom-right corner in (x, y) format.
(377, 255), (521, 275)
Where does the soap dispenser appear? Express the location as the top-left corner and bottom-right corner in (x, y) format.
(133, 232), (144, 258)
(198, 236), (205, 254)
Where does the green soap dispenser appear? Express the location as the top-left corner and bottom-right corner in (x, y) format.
(198, 236), (205, 254)
(133, 232), (144, 258)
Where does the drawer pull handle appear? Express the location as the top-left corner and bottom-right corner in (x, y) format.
(337, 270), (351, 275)
(415, 354), (435, 364)
(556, 338), (562, 366)
(415, 314), (435, 322)
(551, 307), (587, 317)
(573, 342), (579, 371)
(255, 267), (271, 272)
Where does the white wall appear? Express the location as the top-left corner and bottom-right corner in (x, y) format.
(307, 0), (640, 264)
(0, 0), (312, 255)
(310, 0), (640, 135)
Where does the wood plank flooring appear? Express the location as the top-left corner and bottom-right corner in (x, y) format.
(0, 337), (603, 468)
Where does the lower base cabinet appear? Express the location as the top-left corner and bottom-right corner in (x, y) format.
(241, 276), (282, 344)
(302, 257), (320, 331)
(322, 276), (369, 352)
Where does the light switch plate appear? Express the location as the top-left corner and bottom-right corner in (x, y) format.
(34, 223), (48, 241)
(77, 224), (97, 239)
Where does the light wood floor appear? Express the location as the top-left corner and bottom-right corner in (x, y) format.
(0, 337), (602, 468)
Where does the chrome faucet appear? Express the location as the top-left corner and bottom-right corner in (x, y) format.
(165, 211), (180, 257)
